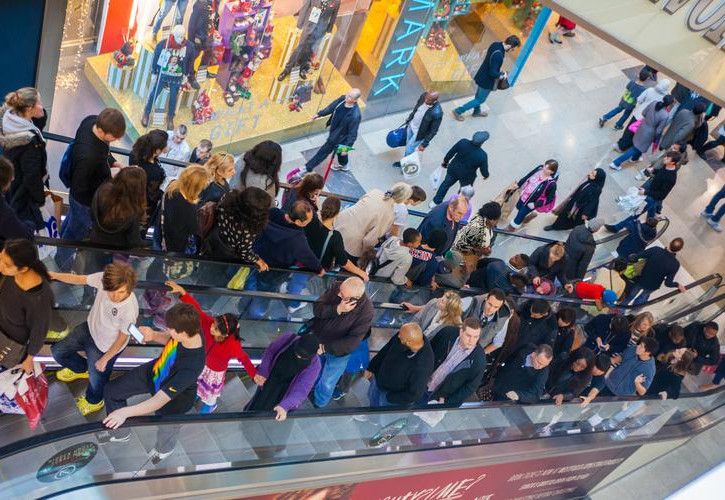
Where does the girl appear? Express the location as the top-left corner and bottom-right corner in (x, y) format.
(90, 166), (148, 249)
(236, 140), (282, 205)
(647, 348), (696, 400)
(506, 159), (559, 231)
(546, 168), (606, 231)
(200, 152), (235, 204)
(130, 129), (169, 227)
(281, 172), (324, 213)
(167, 280), (256, 413)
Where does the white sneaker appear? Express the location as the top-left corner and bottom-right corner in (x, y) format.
(148, 448), (174, 465)
(287, 303), (306, 314)
(700, 210), (713, 219)
(706, 218), (722, 232)
(635, 169), (647, 181)
(609, 162), (622, 171)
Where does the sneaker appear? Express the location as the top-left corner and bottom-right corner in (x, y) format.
(199, 403), (218, 414)
(332, 390), (347, 401)
(392, 161), (402, 168)
(287, 303), (306, 314)
(141, 112), (150, 128)
(700, 210), (714, 218)
(609, 162), (622, 171)
(543, 225), (554, 231)
(706, 218), (723, 232)
(613, 124), (624, 130)
(56, 368), (89, 383)
(451, 110), (464, 122)
(331, 164), (350, 172)
(96, 430), (131, 444)
(598, 118), (606, 128)
(46, 326), (70, 341)
(472, 111), (488, 117)
(148, 448), (174, 465)
(76, 396), (105, 416)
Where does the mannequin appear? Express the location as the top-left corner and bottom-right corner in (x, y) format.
(153, 0), (190, 39)
(188, 0), (218, 67)
(142, 25), (198, 130)
(278, 0), (340, 81)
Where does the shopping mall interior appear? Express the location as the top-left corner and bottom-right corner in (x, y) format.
(0, 0), (723, 497)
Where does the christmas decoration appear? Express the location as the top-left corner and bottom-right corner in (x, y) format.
(112, 35), (136, 68)
(192, 89), (216, 124)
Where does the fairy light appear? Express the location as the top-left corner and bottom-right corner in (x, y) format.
(57, 0), (93, 91)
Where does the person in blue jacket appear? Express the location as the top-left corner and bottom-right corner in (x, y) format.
(605, 215), (658, 259)
(452, 35), (520, 120)
(305, 89), (362, 173)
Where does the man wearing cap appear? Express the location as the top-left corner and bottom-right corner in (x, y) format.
(393, 91), (443, 169)
(563, 218), (604, 280)
(432, 131), (490, 206)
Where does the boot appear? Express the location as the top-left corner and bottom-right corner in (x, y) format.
(141, 112), (150, 128)
(277, 69), (290, 81)
(188, 75), (200, 90)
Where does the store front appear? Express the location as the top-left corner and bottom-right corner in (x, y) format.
(41, 0), (543, 153)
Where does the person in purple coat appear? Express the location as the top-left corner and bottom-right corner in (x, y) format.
(245, 333), (321, 421)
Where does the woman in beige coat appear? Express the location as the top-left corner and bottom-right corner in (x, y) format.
(335, 182), (413, 261)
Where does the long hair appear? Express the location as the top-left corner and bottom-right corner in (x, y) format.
(166, 165), (210, 204)
(439, 290), (463, 326)
(295, 172), (324, 204)
(630, 311), (654, 339)
(669, 349), (696, 376)
(383, 182), (413, 203)
(218, 187), (271, 236)
(4, 87), (40, 115)
(548, 347), (595, 397)
(240, 140), (282, 194)
(205, 152), (234, 183)
(2, 239), (50, 281)
(131, 129), (168, 163)
(96, 166), (148, 227)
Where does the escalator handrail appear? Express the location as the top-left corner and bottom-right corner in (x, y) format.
(665, 291), (725, 323)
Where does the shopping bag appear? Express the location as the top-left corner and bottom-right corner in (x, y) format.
(14, 368), (49, 430)
(0, 394), (23, 414)
(429, 165), (444, 189)
(386, 126), (407, 148)
(36, 193), (61, 260)
(493, 182), (519, 222)
(628, 119), (643, 134)
(617, 186), (646, 215)
(227, 266), (251, 290)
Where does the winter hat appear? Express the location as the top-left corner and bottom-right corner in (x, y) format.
(602, 289), (618, 307)
(655, 79), (671, 95)
(587, 218), (604, 233)
(294, 333), (320, 360)
(472, 131), (490, 145)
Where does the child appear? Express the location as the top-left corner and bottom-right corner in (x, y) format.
(373, 228), (421, 285)
(407, 228), (449, 290)
(564, 281), (617, 311)
(50, 263), (139, 415)
(166, 280), (256, 413)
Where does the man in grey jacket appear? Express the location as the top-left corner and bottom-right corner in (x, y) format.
(463, 289), (510, 354)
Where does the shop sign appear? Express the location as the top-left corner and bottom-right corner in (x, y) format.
(36, 442), (98, 483)
(650, 0), (725, 48)
(369, 0), (436, 99)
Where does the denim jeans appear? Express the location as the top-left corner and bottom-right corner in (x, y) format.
(51, 322), (121, 404)
(152, 0), (188, 35)
(305, 138), (349, 171)
(622, 283), (652, 305)
(239, 270), (288, 319)
(56, 196), (92, 271)
(284, 272), (310, 309)
(601, 105), (634, 128)
(145, 76), (182, 120)
(432, 171), (461, 204)
(511, 199), (534, 228)
(644, 196), (663, 218)
(612, 146), (642, 166)
(314, 352), (351, 407)
(455, 85), (492, 115)
(368, 380), (395, 407)
(404, 126), (424, 156)
(704, 184), (725, 223)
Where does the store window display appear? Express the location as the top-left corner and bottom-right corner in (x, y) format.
(153, 0), (191, 40)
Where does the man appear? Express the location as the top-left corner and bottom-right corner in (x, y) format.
(452, 35), (521, 121)
(57, 109), (126, 270)
(701, 183), (725, 233)
(100, 303), (205, 464)
(417, 196), (468, 255)
(685, 321), (721, 372)
(432, 131), (490, 206)
(604, 215), (658, 259)
(393, 91), (443, 169)
(493, 344), (553, 403)
(552, 308), (577, 359)
(365, 323), (434, 407)
(312, 277), (374, 407)
(601, 337), (658, 397)
(640, 150), (680, 218)
(467, 254), (533, 294)
(463, 288), (511, 354)
(579, 353), (612, 406)
(305, 89), (362, 173)
(164, 124), (191, 163)
(189, 138), (212, 164)
(623, 237), (687, 305)
(635, 142), (688, 182)
(513, 300), (556, 353)
(563, 218), (604, 280)
(424, 318), (486, 406)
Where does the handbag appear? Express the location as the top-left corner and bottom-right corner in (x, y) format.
(534, 180), (557, 213)
(429, 165), (445, 189)
(386, 125), (407, 148)
(628, 119), (643, 133)
(496, 75), (510, 90)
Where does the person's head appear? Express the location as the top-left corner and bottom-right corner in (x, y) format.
(437, 290), (463, 325)
(241, 140), (282, 192)
(320, 196), (341, 222)
(703, 321), (719, 339)
(667, 324), (686, 345)
(101, 262), (137, 302)
(557, 308), (576, 328)
(548, 242), (566, 263)
(423, 91), (439, 105)
(645, 217), (659, 229)
(570, 347), (595, 373)
(631, 311), (655, 336)
(195, 139), (213, 162)
(219, 187), (271, 236)
(165, 303), (201, 341)
(0, 156), (14, 193)
(210, 313), (240, 342)
(484, 288), (506, 316)
(205, 152), (235, 183)
(531, 344), (554, 369)
(296, 172), (325, 206)
(95, 108), (126, 141)
(612, 258), (627, 274)
(407, 185), (427, 205)
(338, 277), (366, 304)
(96, 166), (148, 228)
(509, 253), (530, 270)
(509, 272), (530, 293)
(504, 35), (521, 51)
(636, 336), (659, 360)
(542, 159), (559, 178)
(287, 199), (314, 227)
(693, 101), (707, 116)
(132, 129), (168, 162)
(458, 317), (482, 350)
(0, 239), (50, 282)
(670, 142), (686, 154)
(167, 164), (209, 204)
(668, 237), (684, 253)
(398, 322), (425, 353)
(530, 299), (551, 319)
(171, 124), (188, 144)
(654, 79), (671, 95)
(402, 227), (422, 248)
(425, 229), (449, 253)
(637, 67), (652, 82)
(588, 168), (607, 184)
(478, 201), (502, 227)
(385, 182), (413, 204)
(4, 87), (43, 120)
(447, 196), (468, 223)
(171, 24), (186, 42)
(293, 333), (321, 360)
(610, 315), (631, 336)
(592, 353), (611, 376)
(670, 348), (696, 375)
(663, 151), (682, 168)
(345, 88), (361, 105)
(472, 131), (490, 146)
(656, 95), (675, 112)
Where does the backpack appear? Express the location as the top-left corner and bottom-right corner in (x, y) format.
(58, 141), (75, 188)
(197, 201), (218, 241)
(280, 168), (304, 210)
(534, 180), (557, 213)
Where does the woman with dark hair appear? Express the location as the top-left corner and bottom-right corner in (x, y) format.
(130, 129), (168, 226)
(546, 347), (595, 404)
(90, 166), (148, 248)
(0, 239), (54, 373)
(202, 187), (271, 270)
(545, 168), (606, 231)
(453, 201), (502, 254)
(282, 172), (324, 213)
(647, 348), (696, 400)
(610, 96), (674, 171)
(584, 314), (631, 355)
(236, 140), (282, 204)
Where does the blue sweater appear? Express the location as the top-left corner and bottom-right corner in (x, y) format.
(605, 345), (655, 396)
(253, 208), (321, 272)
(417, 202), (460, 255)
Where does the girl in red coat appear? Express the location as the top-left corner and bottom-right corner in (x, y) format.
(167, 280), (257, 413)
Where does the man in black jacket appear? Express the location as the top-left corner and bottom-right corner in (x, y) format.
(305, 89), (362, 173)
(513, 300), (556, 354)
(0, 155), (33, 243)
(423, 318), (486, 406)
(493, 344), (553, 403)
(432, 131), (490, 205)
(623, 237), (687, 305)
(685, 321), (720, 372)
(392, 91), (443, 168)
(642, 151), (680, 218)
(453, 35), (520, 120)
(365, 323), (434, 407)
(563, 218), (603, 280)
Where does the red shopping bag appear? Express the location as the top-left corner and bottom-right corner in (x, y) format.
(15, 371), (49, 430)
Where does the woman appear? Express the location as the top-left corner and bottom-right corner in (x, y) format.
(506, 160), (559, 231)
(281, 172), (324, 213)
(130, 129), (168, 226)
(156, 165), (209, 254)
(401, 290), (463, 339)
(453, 201), (502, 254)
(654, 324), (686, 363)
(245, 333), (322, 421)
(202, 187), (271, 270)
(200, 152), (235, 204)
(0, 88), (48, 229)
(546, 347), (595, 404)
(236, 140), (282, 204)
(628, 311), (655, 344)
(647, 348), (696, 400)
(529, 241), (567, 284)
(610, 96), (674, 171)
(545, 168), (606, 231)
(335, 182), (413, 262)
(617, 79), (671, 152)
(90, 166), (148, 248)
(0, 239), (54, 373)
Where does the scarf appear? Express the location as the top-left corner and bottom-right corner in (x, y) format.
(2, 109), (44, 143)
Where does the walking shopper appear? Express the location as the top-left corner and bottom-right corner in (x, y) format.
(599, 68), (650, 130)
(701, 184), (725, 232)
(616, 79), (671, 152)
(432, 131), (490, 205)
(452, 35), (521, 120)
(305, 89), (362, 172)
(610, 96), (674, 171)
(506, 160), (559, 231)
(697, 124), (725, 162)
(641, 150), (680, 218)
(545, 169), (606, 231)
(605, 215), (658, 259)
(622, 238), (686, 305)
(392, 91), (443, 168)
(548, 16), (577, 44)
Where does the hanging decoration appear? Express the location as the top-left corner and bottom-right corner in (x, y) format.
(57, 0), (94, 92)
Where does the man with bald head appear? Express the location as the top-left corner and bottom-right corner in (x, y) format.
(310, 277), (374, 407)
(365, 323), (434, 407)
(305, 89), (362, 173)
(393, 91), (443, 169)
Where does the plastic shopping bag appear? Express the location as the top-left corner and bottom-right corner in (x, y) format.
(429, 165), (445, 189)
(14, 369), (49, 430)
(617, 186), (646, 215)
(36, 193), (62, 260)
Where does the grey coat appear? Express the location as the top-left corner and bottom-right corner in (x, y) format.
(633, 102), (670, 153)
(413, 299), (452, 338)
(564, 225), (596, 280)
(464, 294), (512, 348)
(659, 109), (696, 149)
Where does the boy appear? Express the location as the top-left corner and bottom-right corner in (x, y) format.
(407, 229), (448, 290)
(564, 281), (618, 311)
(99, 303), (204, 464)
(50, 262), (139, 415)
(374, 228), (421, 285)
(599, 68), (650, 130)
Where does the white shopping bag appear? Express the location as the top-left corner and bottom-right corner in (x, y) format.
(429, 165), (445, 189)
(36, 194), (61, 260)
(617, 186), (646, 215)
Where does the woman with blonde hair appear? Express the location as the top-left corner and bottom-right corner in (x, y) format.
(334, 182), (413, 262)
(200, 152), (235, 204)
(401, 290), (463, 338)
(629, 311), (654, 344)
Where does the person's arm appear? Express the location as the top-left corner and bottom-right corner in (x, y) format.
(700, 339), (721, 366)
(96, 332), (129, 372)
(422, 111), (442, 147)
(343, 111), (361, 147)
(634, 374), (648, 396)
(367, 336), (393, 375)
(485, 317), (511, 353)
(312, 287), (341, 319)
(49, 272), (89, 286)
(488, 49), (504, 78)
(138, 326), (171, 345)
(517, 369), (548, 404)
(578, 245), (596, 279)
(580, 387), (600, 407)
(342, 260), (368, 281)
(104, 390), (171, 429)
(316, 97), (342, 118)
(232, 341), (257, 378)
(663, 261), (681, 289)
(277, 358), (321, 411)
(385, 357), (432, 405)
(479, 152), (490, 179)
(442, 141), (461, 167)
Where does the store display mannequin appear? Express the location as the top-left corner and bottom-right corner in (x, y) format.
(142, 25), (199, 130)
(188, 0), (218, 67)
(153, 0), (190, 40)
(277, 0), (340, 81)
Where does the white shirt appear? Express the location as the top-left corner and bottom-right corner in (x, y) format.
(164, 131), (191, 162)
(409, 104), (432, 136)
(393, 203), (408, 228)
(86, 273), (139, 352)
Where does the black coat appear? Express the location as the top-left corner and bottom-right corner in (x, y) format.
(474, 41), (505, 90)
(318, 96), (361, 147)
(564, 225), (596, 280)
(368, 334), (434, 406)
(442, 139), (489, 185)
(583, 314), (630, 355)
(514, 302), (556, 353)
(550, 171), (605, 230)
(69, 115), (114, 207)
(429, 326), (486, 406)
(685, 322), (720, 368)
(405, 93), (443, 147)
(529, 243), (567, 284)
(0, 194), (34, 243)
(188, 0), (212, 46)
(493, 345), (550, 403)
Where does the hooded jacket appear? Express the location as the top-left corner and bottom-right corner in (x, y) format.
(253, 208), (321, 271)
(442, 138), (489, 185)
(310, 282), (374, 356)
(633, 102), (670, 153)
(633, 80), (670, 120)
(564, 224), (596, 280)
(374, 236), (413, 285)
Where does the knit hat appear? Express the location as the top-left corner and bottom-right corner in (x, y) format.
(472, 131), (490, 145)
(602, 289), (618, 307)
(587, 218), (604, 233)
(459, 185), (475, 199)
(294, 334), (320, 360)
